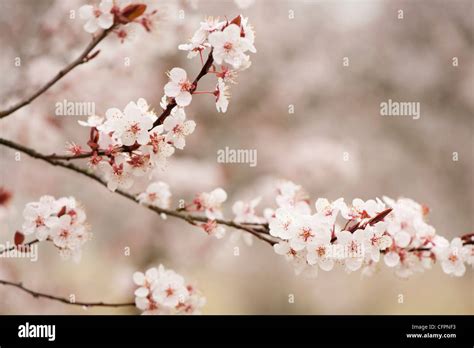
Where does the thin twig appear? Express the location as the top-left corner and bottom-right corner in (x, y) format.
(0, 279), (135, 308)
(0, 28), (114, 119)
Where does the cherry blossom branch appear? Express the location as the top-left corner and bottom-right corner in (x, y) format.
(0, 279), (134, 308)
(0, 137), (275, 246)
(0, 28), (115, 119)
(153, 50), (214, 128)
(36, 50), (214, 162)
(2, 137), (472, 257)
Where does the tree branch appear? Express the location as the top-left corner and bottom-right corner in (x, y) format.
(0, 28), (114, 119)
(0, 137), (276, 246)
(0, 279), (134, 308)
(1, 137), (472, 309)
(36, 50), (215, 162)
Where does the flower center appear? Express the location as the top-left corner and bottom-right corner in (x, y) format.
(172, 124), (184, 135)
(316, 246), (326, 257)
(35, 216), (45, 227)
(60, 229), (70, 239)
(299, 227), (313, 242)
(128, 155), (147, 168)
(165, 287), (175, 297)
(148, 300), (158, 310)
(129, 123), (141, 135)
(179, 81), (193, 91)
(113, 164), (124, 176)
(223, 42), (233, 50)
(349, 241), (359, 253)
(448, 254), (458, 263)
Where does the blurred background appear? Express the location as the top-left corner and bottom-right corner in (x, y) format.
(0, 0), (472, 314)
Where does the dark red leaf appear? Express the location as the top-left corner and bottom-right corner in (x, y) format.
(121, 4), (147, 22)
(14, 231), (25, 246)
(230, 15), (241, 27)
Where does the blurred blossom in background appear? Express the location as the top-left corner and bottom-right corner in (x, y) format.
(0, 0), (472, 314)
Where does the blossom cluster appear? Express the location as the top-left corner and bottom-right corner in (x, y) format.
(264, 181), (473, 278)
(163, 179), (472, 278)
(169, 14), (256, 113)
(79, 0), (157, 42)
(138, 183), (228, 239)
(75, 99), (178, 192)
(21, 195), (90, 261)
(68, 15), (255, 193)
(133, 265), (205, 315)
(189, 187), (228, 239)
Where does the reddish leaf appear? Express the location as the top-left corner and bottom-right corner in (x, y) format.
(121, 4), (147, 22)
(0, 187), (12, 206)
(57, 206), (67, 217)
(14, 231), (25, 246)
(230, 15), (241, 27)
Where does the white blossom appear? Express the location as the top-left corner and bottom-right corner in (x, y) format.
(232, 196), (263, 224)
(438, 238), (467, 277)
(178, 17), (225, 58)
(163, 108), (196, 150)
(79, 0), (114, 34)
(145, 127), (175, 169)
(22, 196), (59, 241)
(208, 23), (254, 69)
(138, 182), (171, 209)
(268, 207), (298, 239)
(21, 196), (90, 261)
(100, 155), (134, 192)
(164, 68), (193, 107)
(275, 180), (311, 214)
(193, 188), (227, 220)
(133, 265), (205, 315)
(104, 101), (154, 146)
(305, 228), (334, 271)
(273, 241), (298, 261)
(335, 229), (365, 272)
(201, 220), (226, 239)
(363, 222), (392, 262)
